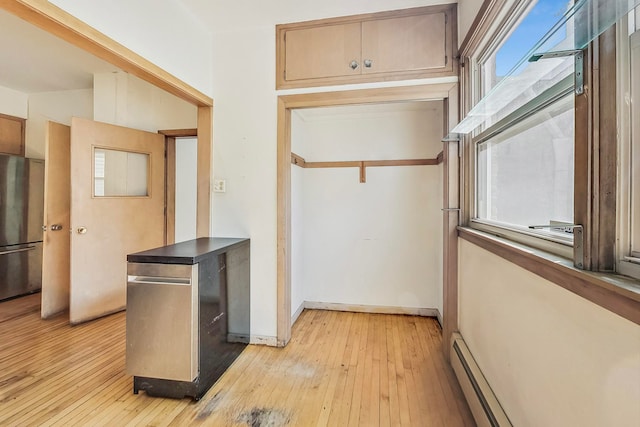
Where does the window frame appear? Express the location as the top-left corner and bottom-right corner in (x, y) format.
(457, 0), (640, 327)
(464, 0), (578, 258)
(616, 14), (640, 280)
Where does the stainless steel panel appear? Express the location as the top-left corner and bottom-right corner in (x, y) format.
(0, 155), (44, 246)
(26, 158), (44, 243)
(127, 262), (194, 279)
(0, 242), (43, 300)
(126, 263), (199, 382)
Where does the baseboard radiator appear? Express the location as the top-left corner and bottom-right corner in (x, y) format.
(450, 333), (513, 427)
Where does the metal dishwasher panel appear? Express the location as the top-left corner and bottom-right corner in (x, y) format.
(126, 263), (199, 382)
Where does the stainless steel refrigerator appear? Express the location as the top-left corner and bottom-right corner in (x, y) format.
(0, 154), (44, 301)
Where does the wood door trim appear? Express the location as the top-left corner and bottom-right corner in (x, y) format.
(165, 136), (176, 245)
(161, 129), (199, 244)
(277, 83), (459, 347)
(0, 0), (212, 107)
(159, 129), (197, 138)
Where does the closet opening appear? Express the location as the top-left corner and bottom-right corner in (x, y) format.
(277, 83), (460, 347)
(290, 101), (444, 326)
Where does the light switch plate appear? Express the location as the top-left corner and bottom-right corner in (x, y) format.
(213, 179), (226, 193)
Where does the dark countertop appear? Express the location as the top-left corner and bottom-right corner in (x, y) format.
(127, 237), (249, 265)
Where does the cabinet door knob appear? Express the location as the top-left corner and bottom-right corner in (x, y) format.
(364, 59), (373, 68)
(349, 60), (359, 70)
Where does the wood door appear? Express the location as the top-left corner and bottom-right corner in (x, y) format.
(284, 22), (361, 81)
(69, 117), (165, 324)
(41, 121), (71, 319)
(361, 12), (447, 74)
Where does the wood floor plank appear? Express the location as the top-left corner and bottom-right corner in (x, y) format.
(0, 296), (475, 426)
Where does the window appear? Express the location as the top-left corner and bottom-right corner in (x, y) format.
(618, 9), (640, 279)
(93, 148), (149, 197)
(469, 0), (576, 253)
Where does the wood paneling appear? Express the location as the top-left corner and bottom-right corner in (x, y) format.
(0, 297), (474, 426)
(361, 12), (446, 74)
(165, 136), (176, 245)
(284, 23), (361, 81)
(0, 113), (25, 156)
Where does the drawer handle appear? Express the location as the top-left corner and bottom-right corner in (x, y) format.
(0, 246), (36, 256)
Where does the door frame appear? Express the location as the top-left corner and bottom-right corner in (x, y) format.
(159, 128), (198, 245)
(276, 83), (459, 348)
(1, 0), (213, 238)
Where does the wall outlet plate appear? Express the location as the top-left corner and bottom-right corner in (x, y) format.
(213, 179), (226, 193)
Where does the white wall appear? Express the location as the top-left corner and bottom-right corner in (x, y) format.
(175, 137), (198, 243)
(457, 0), (484, 46)
(93, 72), (197, 132)
(49, 0), (213, 96)
(26, 89), (93, 159)
(50, 0), (458, 339)
(0, 85), (28, 118)
(458, 239), (640, 426)
(291, 103), (444, 315)
(209, 0), (455, 339)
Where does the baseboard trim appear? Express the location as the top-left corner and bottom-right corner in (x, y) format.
(291, 302), (305, 325)
(304, 301), (440, 317)
(249, 335), (278, 346)
(450, 332), (512, 427)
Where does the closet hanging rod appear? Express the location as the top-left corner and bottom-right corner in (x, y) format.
(290, 151), (444, 183)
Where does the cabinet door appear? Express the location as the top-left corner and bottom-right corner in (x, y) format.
(284, 22), (361, 81)
(361, 12), (447, 74)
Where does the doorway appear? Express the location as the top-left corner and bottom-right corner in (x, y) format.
(277, 83), (460, 346)
(290, 101), (444, 325)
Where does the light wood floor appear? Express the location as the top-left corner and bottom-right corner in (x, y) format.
(0, 293), (474, 426)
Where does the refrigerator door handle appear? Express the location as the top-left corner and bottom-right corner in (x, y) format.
(0, 246), (36, 256)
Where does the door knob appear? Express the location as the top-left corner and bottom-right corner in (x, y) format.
(364, 59), (373, 68)
(51, 224), (63, 231)
(77, 226), (87, 235)
(349, 60), (359, 70)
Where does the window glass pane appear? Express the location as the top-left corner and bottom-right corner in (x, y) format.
(479, 0), (575, 127)
(631, 28), (640, 254)
(93, 148), (149, 197)
(477, 96), (574, 232)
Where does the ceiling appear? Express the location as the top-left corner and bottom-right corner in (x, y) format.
(0, 9), (119, 94)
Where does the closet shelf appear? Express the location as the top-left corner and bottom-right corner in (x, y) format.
(291, 151), (443, 183)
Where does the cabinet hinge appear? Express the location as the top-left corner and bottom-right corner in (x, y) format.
(445, 56), (448, 66)
(445, 14), (448, 24)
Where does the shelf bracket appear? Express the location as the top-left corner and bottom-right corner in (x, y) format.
(528, 49), (584, 95)
(574, 50), (584, 95)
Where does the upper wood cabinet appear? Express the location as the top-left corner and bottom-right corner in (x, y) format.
(0, 113), (26, 156)
(276, 5), (457, 89)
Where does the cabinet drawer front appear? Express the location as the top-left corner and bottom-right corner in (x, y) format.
(285, 22), (361, 81)
(361, 13), (447, 74)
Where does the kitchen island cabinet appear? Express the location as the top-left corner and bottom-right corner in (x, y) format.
(126, 237), (250, 400)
